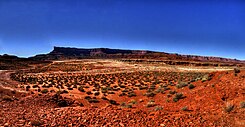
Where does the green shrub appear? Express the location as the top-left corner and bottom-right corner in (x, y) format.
(129, 99), (137, 104)
(109, 99), (118, 105)
(202, 74), (212, 82)
(101, 96), (108, 100)
(169, 90), (176, 95)
(78, 87), (85, 92)
(128, 92), (136, 97)
(41, 89), (49, 94)
(126, 104), (133, 108)
(121, 102), (126, 107)
(173, 93), (184, 102)
(224, 103), (234, 113)
(146, 100), (156, 107)
(176, 82), (188, 89)
(240, 101), (245, 108)
(188, 84), (195, 89)
(181, 106), (188, 111)
(144, 92), (156, 97)
(88, 98), (99, 103)
(154, 106), (163, 111)
(175, 93), (183, 99)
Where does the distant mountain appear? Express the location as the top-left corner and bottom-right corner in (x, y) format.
(30, 46), (244, 64)
(0, 54), (50, 70)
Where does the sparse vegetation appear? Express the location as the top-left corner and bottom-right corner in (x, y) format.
(240, 101), (245, 108)
(146, 100), (156, 107)
(173, 93), (184, 102)
(234, 68), (240, 74)
(224, 103), (234, 113)
(2, 95), (13, 101)
(41, 89), (49, 94)
(188, 84), (195, 89)
(154, 106), (163, 111)
(181, 106), (188, 111)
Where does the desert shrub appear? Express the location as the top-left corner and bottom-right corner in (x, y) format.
(78, 87), (85, 92)
(201, 74), (212, 82)
(146, 100), (156, 107)
(112, 87), (120, 91)
(109, 99), (118, 105)
(57, 100), (68, 107)
(119, 92), (127, 97)
(119, 85), (126, 88)
(188, 84), (195, 89)
(176, 82), (188, 89)
(175, 93), (183, 99)
(88, 98), (99, 103)
(240, 101), (245, 108)
(26, 85), (31, 91)
(169, 90), (176, 95)
(80, 103), (84, 107)
(67, 87), (73, 90)
(154, 106), (163, 111)
(84, 96), (91, 100)
(128, 92), (136, 97)
(125, 103), (133, 108)
(94, 91), (100, 96)
(121, 102), (126, 107)
(101, 96), (108, 100)
(181, 106), (188, 111)
(163, 87), (170, 91)
(121, 102), (133, 108)
(234, 68), (240, 73)
(173, 93), (184, 102)
(101, 89), (107, 93)
(149, 85), (156, 90)
(2, 95), (13, 101)
(121, 89), (129, 92)
(144, 92), (156, 97)
(155, 88), (163, 93)
(41, 89), (49, 94)
(129, 99), (137, 104)
(86, 91), (92, 95)
(108, 91), (115, 94)
(61, 90), (68, 94)
(139, 85), (148, 90)
(224, 103), (234, 113)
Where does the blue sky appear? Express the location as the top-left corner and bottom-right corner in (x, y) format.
(0, 0), (244, 59)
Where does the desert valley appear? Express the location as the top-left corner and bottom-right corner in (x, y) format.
(0, 47), (245, 127)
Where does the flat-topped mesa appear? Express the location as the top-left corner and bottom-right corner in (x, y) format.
(50, 47), (156, 57)
(30, 46), (245, 65)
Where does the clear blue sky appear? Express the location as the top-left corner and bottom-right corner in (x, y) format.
(0, 0), (244, 59)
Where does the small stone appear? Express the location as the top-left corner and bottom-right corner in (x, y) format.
(119, 122), (125, 127)
(160, 123), (165, 127)
(4, 123), (9, 127)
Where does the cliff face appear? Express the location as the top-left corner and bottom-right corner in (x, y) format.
(30, 46), (244, 64)
(50, 47), (154, 56)
(31, 47), (158, 60)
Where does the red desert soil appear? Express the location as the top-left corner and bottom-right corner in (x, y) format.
(0, 60), (244, 127)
